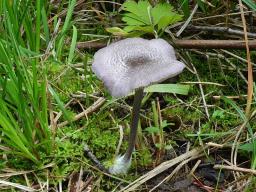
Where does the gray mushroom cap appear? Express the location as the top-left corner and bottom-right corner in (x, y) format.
(92, 38), (185, 97)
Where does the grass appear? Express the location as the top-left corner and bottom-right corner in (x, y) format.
(0, 0), (255, 191)
(0, 0), (50, 164)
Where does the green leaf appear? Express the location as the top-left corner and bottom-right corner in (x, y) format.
(123, 25), (138, 32)
(145, 84), (190, 95)
(157, 14), (182, 31)
(57, 0), (77, 59)
(145, 126), (160, 134)
(157, 16), (172, 31)
(161, 120), (173, 128)
(239, 143), (253, 152)
(48, 85), (72, 122)
(106, 27), (129, 36)
(122, 13), (147, 25)
(68, 25), (77, 64)
(122, 0), (152, 25)
(221, 96), (247, 122)
(151, 3), (174, 24)
(178, 0), (190, 18)
(107, 26), (153, 37)
(197, 0), (206, 12)
(123, 25), (154, 33)
(127, 30), (150, 37)
(242, 0), (256, 11)
(212, 109), (225, 120)
(120, 0), (183, 37)
(165, 144), (174, 150)
(151, 3), (182, 31)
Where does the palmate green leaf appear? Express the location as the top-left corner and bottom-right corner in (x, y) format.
(122, 0), (152, 25)
(122, 13), (147, 26)
(152, 3), (182, 32)
(158, 14), (182, 31)
(128, 31), (150, 37)
(118, 0), (183, 37)
(123, 25), (154, 33)
(151, 3), (174, 24)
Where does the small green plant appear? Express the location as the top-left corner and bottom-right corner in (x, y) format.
(178, 0), (206, 18)
(0, 0), (77, 165)
(107, 0), (183, 38)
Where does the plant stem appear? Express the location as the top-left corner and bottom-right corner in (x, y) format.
(124, 87), (144, 162)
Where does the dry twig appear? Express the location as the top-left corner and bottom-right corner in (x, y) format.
(238, 0), (254, 117)
(76, 39), (256, 50)
(120, 147), (206, 192)
(188, 25), (256, 38)
(57, 97), (105, 128)
(214, 164), (256, 175)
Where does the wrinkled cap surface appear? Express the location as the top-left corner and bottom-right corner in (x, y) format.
(92, 38), (185, 97)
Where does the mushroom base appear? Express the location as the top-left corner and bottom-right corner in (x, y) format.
(109, 155), (132, 175)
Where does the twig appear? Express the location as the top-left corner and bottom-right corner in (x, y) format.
(188, 25), (256, 38)
(149, 156), (194, 192)
(206, 142), (225, 148)
(221, 49), (256, 66)
(84, 145), (109, 173)
(115, 125), (124, 157)
(238, 0), (254, 117)
(182, 81), (225, 87)
(76, 39), (256, 50)
(231, 119), (249, 179)
(188, 10), (252, 22)
(174, 39), (256, 49)
(0, 180), (35, 192)
(214, 164), (256, 175)
(192, 177), (216, 192)
(120, 147), (206, 192)
(187, 54), (210, 119)
(212, 95), (247, 100)
(176, 4), (198, 37)
(57, 97), (105, 128)
(82, 176), (93, 192)
(77, 167), (83, 192)
(76, 41), (108, 49)
(0, 163), (54, 178)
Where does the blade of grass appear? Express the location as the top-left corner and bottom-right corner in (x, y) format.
(242, 0), (256, 10)
(68, 25), (77, 64)
(57, 0), (77, 59)
(145, 84), (190, 95)
(41, 5), (50, 45)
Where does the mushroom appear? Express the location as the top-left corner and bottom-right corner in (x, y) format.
(92, 37), (185, 174)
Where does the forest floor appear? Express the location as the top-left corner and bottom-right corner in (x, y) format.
(0, 1), (256, 191)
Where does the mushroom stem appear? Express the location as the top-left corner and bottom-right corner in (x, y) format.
(123, 87), (144, 162)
